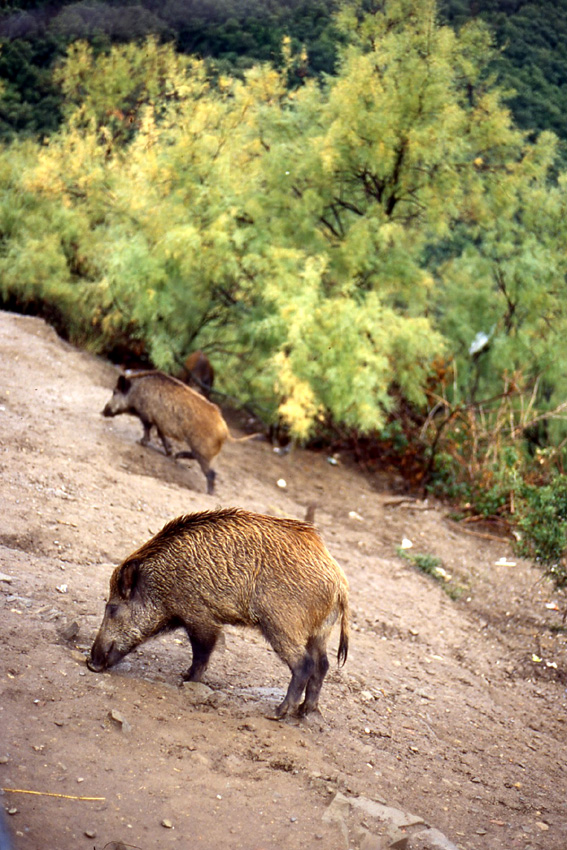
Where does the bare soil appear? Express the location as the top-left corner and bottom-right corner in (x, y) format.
(1, 311), (566, 850)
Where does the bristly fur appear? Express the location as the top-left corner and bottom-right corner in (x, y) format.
(133, 508), (320, 559)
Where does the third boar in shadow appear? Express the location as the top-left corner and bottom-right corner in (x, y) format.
(179, 350), (215, 398)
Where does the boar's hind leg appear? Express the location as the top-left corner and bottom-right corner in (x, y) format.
(174, 449), (216, 495)
(183, 628), (220, 682)
(299, 636), (330, 716)
(276, 652), (316, 718)
(193, 450), (216, 495)
(156, 427), (172, 456)
(264, 629), (315, 718)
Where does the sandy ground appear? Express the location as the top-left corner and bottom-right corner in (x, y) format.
(1, 310), (566, 850)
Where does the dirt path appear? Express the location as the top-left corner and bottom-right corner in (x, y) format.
(1, 311), (566, 850)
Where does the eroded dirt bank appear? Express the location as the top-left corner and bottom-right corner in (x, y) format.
(1, 311), (566, 850)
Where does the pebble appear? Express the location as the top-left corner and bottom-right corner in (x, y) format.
(181, 681), (214, 705)
(84, 829), (96, 839)
(61, 621), (80, 640)
(161, 819), (174, 829)
(109, 709), (132, 733)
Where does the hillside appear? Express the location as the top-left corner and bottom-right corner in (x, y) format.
(1, 310), (566, 850)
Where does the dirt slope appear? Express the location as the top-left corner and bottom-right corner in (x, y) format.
(1, 311), (566, 850)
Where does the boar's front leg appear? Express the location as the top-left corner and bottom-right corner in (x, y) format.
(139, 417), (152, 447)
(183, 628), (220, 682)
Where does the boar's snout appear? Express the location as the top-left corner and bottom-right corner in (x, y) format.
(102, 402), (114, 417)
(87, 635), (127, 672)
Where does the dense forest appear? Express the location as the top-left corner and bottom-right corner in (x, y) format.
(2, 0), (567, 581)
(2, 1), (567, 142)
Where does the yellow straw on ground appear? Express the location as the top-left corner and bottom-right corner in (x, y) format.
(2, 787), (105, 801)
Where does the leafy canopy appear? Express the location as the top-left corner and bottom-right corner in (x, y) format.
(1, 1), (566, 452)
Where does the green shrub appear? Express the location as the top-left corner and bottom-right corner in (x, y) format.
(515, 475), (567, 588)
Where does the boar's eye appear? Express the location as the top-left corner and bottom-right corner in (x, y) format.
(106, 603), (119, 619)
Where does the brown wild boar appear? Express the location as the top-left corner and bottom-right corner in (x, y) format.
(102, 371), (229, 494)
(179, 350), (214, 398)
(88, 508), (349, 718)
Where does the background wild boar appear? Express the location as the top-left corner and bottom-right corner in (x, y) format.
(88, 508), (350, 718)
(102, 371), (228, 494)
(179, 350), (214, 398)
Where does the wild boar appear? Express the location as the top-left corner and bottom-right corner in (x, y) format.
(179, 350), (215, 398)
(102, 371), (229, 494)
(88, 508), (349, 718)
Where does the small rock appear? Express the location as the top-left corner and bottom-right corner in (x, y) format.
(415, 689), (434, 701)
(109, 709), (132, 733)
(332, 792), (425, 830)
(189, 751), (211, 768)
(7, 808), (18, 816)
(161, 819), (174, 829)
(0, 572), (14, 583)
(0, 756), (8, 764)
(61, 621), (80, 641)
(207, 690), (228, 708)
(407, 827), (460, 850)
(84, 829), (96, 839)
(322, 792), (351, 824)
(70, 650), (87, 664)
(360, 832), (388, 850)
(182, 681), (214, 705)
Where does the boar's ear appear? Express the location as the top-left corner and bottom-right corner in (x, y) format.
(117, 559), (143, 600)
(117, 374), (131, 393)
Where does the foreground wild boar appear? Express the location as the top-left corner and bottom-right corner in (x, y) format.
(88, 508), (349, 718)
(102, 371), (229, 494)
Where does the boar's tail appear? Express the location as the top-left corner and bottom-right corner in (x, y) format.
(227, 431), (264, 443)
(336, 585), (350, 667)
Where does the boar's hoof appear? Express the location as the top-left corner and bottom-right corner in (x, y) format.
(273, 700), (293, 720)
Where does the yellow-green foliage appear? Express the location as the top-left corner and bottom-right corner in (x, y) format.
(1, 2), (567, 442)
